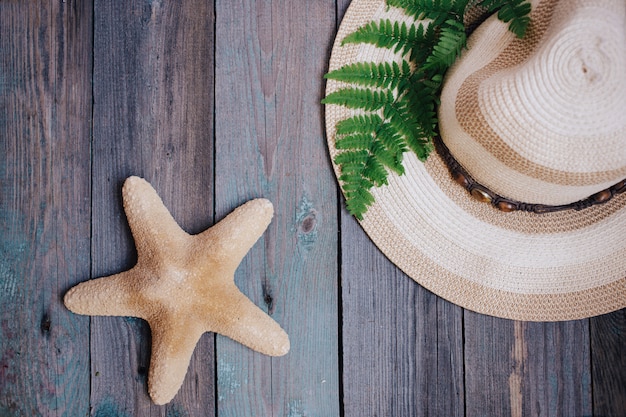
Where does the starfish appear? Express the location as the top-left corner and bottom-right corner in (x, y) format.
(64, 176), (289, 405)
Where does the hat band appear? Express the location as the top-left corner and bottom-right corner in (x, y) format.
(436, 137), (626, 213)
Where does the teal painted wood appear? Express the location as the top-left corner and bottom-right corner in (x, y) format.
(91, 0), (215, 414)
(591, 311), (626, 417)
(0, 1), (92, 415)
(214, 0), (340, 415)
(340, 213), (465, 417)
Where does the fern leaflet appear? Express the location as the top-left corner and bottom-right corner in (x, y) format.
(324, 61), (412, 90)
(478, 0), (531, 37)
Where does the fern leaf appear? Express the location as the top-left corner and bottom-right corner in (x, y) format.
(424, 19), (466, 70)
(363, 156), (389, 187)
(345, 186), (375, 220)
(409, 23), (437, 65)
(388, 0), (470, 25)
(325, 61), (411, 90)
(322, 87), (394, 111)
(377, 122), (408, 156)
(371, 139), (405, 175)
(478, 0), (531, 38)
(343, 20), (415, 56)
(334, 149), (370, 166)
(335, 114), (384, 135)
(339, 169), (375, 220)
(384, 101), (432, 161)
(335, 133), (374, 150)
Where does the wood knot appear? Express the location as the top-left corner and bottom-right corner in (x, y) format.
(300, 214), (316, 234)
(40, 313), (51, 337)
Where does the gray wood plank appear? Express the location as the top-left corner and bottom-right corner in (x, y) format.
(91, 0), (215, 414)
(0, 1), (92, 415)
(591, 310), (626, 417)
(464, 313), (515, 417)
(521, 321), (591, 416)
(464, 315), (593, 417)
(214, 0), (339, 415)
(340, 213), (465, 417)
(333, 1), (463, 415)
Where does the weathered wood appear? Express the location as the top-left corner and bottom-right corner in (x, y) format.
(591, 310), (626, 417)
(340, 213), (465, 417)
(91, 0), (215, 414)
(464, 313), (515, 416)
(520, 321), (592, 416)
(3, 1), (626, 415)
(214, 0), (339, 415)
(0, 1), (92, 415)
(464, 315), (593, 417)
(333, 3), (463, 414)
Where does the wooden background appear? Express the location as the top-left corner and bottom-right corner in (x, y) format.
(1, 1), (625, 416)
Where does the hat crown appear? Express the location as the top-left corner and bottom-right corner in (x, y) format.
(439, 0), (626, 205)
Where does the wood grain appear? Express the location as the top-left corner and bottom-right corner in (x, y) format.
(340, 213), (465, 417)
(214, 0), (339, 415)
(464, 315), (593, 417)
(0, 1), (92, 415)
(464, 313), (515, 417)
(91, 0), (215, 414)
(521, 321), (592, 416)
(591, 310), (626, 417)
(2, 1), (626, 416)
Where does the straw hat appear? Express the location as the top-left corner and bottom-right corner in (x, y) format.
(324, 0), (626, 320)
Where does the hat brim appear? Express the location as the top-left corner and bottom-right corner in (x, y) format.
(324, 0), (626, 321)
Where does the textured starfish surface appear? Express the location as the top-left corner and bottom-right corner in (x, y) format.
(64, 176), (289, 405)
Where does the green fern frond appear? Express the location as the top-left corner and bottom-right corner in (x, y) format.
(388, 0), (470, 25)
(324, 0), (531, 218)
(362, 156), (389, 187)
(479, 0), (531, 37)
(370, 139), (404, 175)
(408, 23), (437, 65)
(384, 101), (433, 161)
(336, 114), (384, 135)
(345, 186), (375, 221)
(334, 149), (370, 166)
(325, 61), (411, 90)
(424, 19), (467, 70)
(335, 133), (374, 150)
(377, 122), (408, 156)
(342, 20), (417, 56)
(322, 87), (394, 111)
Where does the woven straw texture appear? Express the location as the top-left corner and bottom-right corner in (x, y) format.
(324, 0), (626, 321)
(440, 0), (626, 205)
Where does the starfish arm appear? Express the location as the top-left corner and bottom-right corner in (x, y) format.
(198, 199), (274, 270)
(210, 288), (290, 357)
(146, 317), (204, 405)
(122, 176), (190, 261)
(63, 270), (145, 318)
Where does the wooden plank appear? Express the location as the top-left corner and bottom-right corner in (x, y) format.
(91, 0), (215, 414)
(520, 321), (591, 416)
(332, 1), (463, 415)
(464, 315), (592, 417)
(464, 314), (515, 416)
(340, 213), (465, 417)
(591, 310), (626, 417)
(0, 1), (92, 415)
(214, 0), (339, 415)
